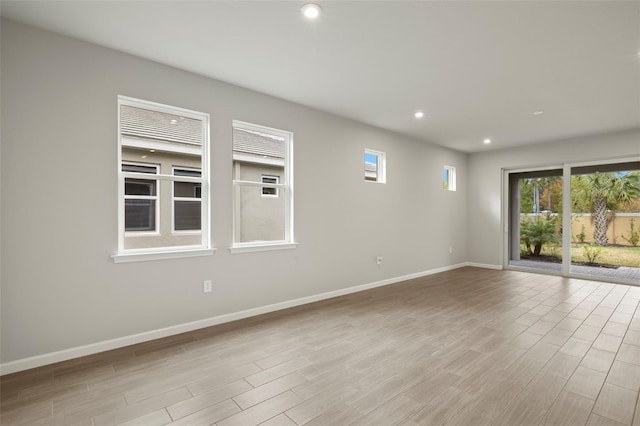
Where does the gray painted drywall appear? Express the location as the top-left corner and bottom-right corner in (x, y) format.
(467, 129), (640, 267)
(0, 19), (468, 364)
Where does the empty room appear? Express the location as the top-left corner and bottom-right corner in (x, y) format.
(1, 1), (640, 425)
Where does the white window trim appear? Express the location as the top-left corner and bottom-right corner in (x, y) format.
(229, 242), (298, 254)
(112, 247), (216, 263)
(364, 149), (386, 184)
(115, 96), (211, 262)
(231, 120), (295, 252)
(444, 165), (457, 191)
(171, 166), (203, 235)
(261, 175), (279, 197)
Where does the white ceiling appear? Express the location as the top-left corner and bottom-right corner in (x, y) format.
(2, 1), (639, 153)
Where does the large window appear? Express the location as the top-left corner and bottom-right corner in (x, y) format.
(114, 96), (211, 262)
(232, 121), (295, 252)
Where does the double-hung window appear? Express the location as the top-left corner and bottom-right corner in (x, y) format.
(114, 96), (211, 262)
(173, 168), (202, 232)
(123, 163), (159, 233)
(231, 121), (295, 252)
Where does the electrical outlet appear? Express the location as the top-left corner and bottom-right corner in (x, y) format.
(449, 247), (453, 254)
(376, 255), (383, 265)
(203, 280), (212, 293)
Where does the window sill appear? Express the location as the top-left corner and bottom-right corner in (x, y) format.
(112, 248), (216, 263)
(229, 242), (298, 254)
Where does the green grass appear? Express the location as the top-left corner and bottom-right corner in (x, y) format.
(523, 244), (640, 268)
(569, 244), (640, 267)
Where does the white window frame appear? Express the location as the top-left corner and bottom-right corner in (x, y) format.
(444, 165), (456, 191)
(261, 175), (279, 197)
(113, 96), (213, 263)
(231, 120), (296, 253)
(123, 162), (160, 236)
(172, 166), (203, 235)
(365, 149), (386, 184)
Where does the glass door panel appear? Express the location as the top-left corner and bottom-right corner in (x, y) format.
(570, 162), (640, 282)
(508, 170), (564, 272)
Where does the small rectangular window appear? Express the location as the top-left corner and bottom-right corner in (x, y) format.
(365, 149), (386, 183)
(261, 175), (279, 197)
(444, 165), (456, 191)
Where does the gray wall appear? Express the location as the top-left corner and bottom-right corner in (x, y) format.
(1, 19), (468, 365)
(467, 128), (640, 267)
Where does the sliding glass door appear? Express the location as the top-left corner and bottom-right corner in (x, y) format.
(508, 169), (563, 272)
(569, 161), (640, 282)
(506, 159), (640, 285)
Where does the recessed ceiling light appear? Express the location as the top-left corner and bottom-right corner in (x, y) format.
(301, 3), (322, 19)
(170, 119), (177, 124)
(532, 110), (544, 115)
(141, 155), (147, 158)
(149, 149), (156, 153)
(414, 111), (424, 119)
(483, 138), (492, 144)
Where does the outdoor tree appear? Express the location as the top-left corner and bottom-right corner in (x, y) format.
(571, 177), (593, 213)
(539, 178), (562, 212)
(520, 177), (562, 213)
(571, 171), (640, 246)
(519, 179), (534, 213)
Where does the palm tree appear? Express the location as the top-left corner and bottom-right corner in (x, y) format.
(520, 214), (560, 256)
(572, 172), (640, 246)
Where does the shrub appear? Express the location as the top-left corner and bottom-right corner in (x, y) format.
(582, 244), (603, 264)
(621, 218), (639, 247)
(521, 214), (560, 256)
(576, 225), (586, 244)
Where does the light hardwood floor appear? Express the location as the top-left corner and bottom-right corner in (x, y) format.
(2, 267), (640, 425)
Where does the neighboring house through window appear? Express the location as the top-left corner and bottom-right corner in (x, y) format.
(232, 121), (295, 252)
(261, 175), (279, 197)
(123, 163), (159, 233)
(114, 96), (210, 261)
(173, 167), (202, 232)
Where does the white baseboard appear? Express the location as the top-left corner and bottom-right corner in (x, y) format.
(465, 262), (503, 270)
(0, 262), (469, 375)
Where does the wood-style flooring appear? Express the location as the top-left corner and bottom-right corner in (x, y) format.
(2, 267), (640, 425)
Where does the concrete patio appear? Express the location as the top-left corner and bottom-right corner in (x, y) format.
(509, 259), (640, 282)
